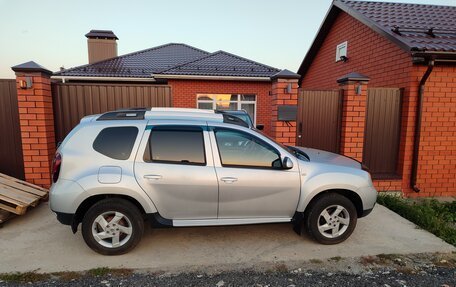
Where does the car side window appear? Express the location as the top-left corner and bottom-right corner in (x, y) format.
(214, 128), (282, 168)
(93, 126), (139, 160)
(143, 126), (206, 165)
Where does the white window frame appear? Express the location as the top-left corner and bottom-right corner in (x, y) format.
(196, 94), (257, 125)
(335, 41), (348, 62)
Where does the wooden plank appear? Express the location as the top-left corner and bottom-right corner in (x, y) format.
(0, 194), (27, 215)
(0, 177), (48, 197)
(0, 202), (25, 215)
(0, 193), (26, 207)
(0, 173), (48, 193)
(0, 184), (39, 205)
(0, 174), (47, 216)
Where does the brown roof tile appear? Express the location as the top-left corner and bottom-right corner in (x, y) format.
(342, 0), (456, 52)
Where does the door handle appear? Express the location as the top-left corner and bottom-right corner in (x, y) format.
(144, 174), (163, 180)
(220, 177), (238, 183)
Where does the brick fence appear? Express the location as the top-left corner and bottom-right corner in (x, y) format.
(12, 63), (55, 188)
(10, 60), (456, 197)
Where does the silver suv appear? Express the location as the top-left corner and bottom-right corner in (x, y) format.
(50, 108), (377, 255)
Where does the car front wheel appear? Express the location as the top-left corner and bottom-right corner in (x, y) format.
(303, 193), (357, 244)
(81, 198), (144, 255)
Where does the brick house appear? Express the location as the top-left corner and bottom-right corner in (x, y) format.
(8, 30), (300, 187)
(298, 0), (456, 197)
(50, 30), (301, 138)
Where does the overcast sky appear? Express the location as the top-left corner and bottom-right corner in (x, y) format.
(0, 0), (455, 78)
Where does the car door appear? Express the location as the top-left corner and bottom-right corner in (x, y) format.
(135, 124), (218, 220)
(211, 127), (301, 219)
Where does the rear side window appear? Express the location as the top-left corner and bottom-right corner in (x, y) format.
(143, 126), (206, 165)
(93, 127), (139, 160)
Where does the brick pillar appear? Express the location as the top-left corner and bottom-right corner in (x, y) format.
(12, 61), (55, 188)
(336, 72), (370, 161)
(270, 70), (300, 145)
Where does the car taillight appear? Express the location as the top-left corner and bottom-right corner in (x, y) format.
(52, 152), (62, 183)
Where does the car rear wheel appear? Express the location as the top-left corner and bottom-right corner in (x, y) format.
(81, 198), (144, 255)
(302, 193), (357, 244)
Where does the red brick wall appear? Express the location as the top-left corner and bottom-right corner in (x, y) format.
(338, 82), (367, 161)
(15, 72), (55, 188)
(168, 79), (273, 135)
(300, 10), (456, 197)
(271, 79), (298, 146)
(408, 64), (456, 197)
(301, 12), (413, 90)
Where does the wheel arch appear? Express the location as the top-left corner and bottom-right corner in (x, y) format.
(302, 189), (364, 218)
(72, 194), (147, 233)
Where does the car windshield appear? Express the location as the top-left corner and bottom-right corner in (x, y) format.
(253, 129), (310, 161)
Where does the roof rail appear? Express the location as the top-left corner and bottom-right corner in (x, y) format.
(97, 109), (146, 121)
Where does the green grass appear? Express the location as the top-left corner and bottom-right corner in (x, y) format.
(377, 195), (456, 246)
(87, 267), (133, 277)
(0, 268), (133, 283)
(87, 267), (111, 277)
(0, 272), (50, 282)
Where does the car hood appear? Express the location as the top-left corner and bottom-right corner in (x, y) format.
(293, 147), (361, 169)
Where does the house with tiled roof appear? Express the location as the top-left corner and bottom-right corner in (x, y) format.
(298, 0), (456, 197)
(51, 31), (297, 137)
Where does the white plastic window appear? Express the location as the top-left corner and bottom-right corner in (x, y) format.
(196, 94), (256, 124)
(336, 41), (348, 62)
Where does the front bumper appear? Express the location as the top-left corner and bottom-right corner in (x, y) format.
(357, 185), (378, 215)
(361, 205), (375, 218)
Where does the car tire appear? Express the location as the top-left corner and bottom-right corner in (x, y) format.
(302, 193), (357, 244)
(81, 198), (144, 255)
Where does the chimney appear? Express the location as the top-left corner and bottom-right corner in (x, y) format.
(85, 30), (118, 64)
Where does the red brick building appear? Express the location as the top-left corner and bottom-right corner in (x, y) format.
(298, 0), (456, 197)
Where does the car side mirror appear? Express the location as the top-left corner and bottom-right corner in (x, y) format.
(256, 124), (264, 130)
(282, 157), (293, 169)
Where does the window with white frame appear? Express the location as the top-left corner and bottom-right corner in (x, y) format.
(197, 94), (257, 124)
(335, 41), (348, 62)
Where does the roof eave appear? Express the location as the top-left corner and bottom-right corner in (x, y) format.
(152, 74), (272, 82)
(51, 75), (157, 82)
(412, 50), (456, 63)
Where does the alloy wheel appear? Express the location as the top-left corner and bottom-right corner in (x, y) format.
(317, 205), (350, 239)
(91, 211), (133, 248)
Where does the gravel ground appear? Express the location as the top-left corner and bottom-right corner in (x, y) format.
(1, 253), (455, 287)
(1, 268), (455, 287)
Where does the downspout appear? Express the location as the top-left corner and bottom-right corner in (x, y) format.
(410, 58), (435, 192)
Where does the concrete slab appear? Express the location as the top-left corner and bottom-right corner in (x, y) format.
(0, 203), (454, 273)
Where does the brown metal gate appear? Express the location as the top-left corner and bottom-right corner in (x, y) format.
(52, 83), (172, 142)
(296, 90), (343, 153)
(0, 79), (24, 179)
(363, 88), (402, 178)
